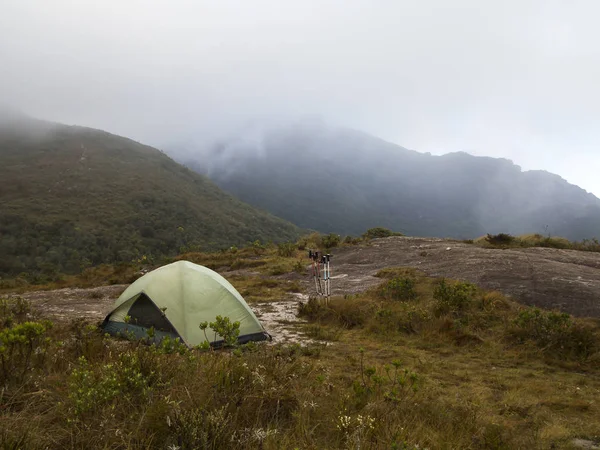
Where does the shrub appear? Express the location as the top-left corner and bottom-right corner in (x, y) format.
(156, 335), (188, 355)
(485, 233), (516, 246)
(277, 242), (297, 257)
(321, 233), (341, 249)
(433, 280), (477, 315)
(372, 305), (431, 335)
(580, 238), (600, 252)
(293, 260), (305, 273)
(199, 315), (241, 347)
(0, 296), (32, 328)
(378, 277), (417, 302)
(343, 235), (362, 245)
(68, 352), (157, 417)
(353, 354), (420, 404)
(251, 240), (266, 255)
(0, 320), (52, 385)
(511, 307), (596, 358)
(296, 232), (322, 251)
(362, 227), (402, 239)
(513, 307), (572, 344)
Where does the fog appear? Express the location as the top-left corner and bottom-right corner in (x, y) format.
(1, 0), (599, 196)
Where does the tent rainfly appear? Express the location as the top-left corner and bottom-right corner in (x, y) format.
(101, 260), (269, 346)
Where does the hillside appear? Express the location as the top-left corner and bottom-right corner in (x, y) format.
(176, 120), (600, 240)
(0, 114), (300, 278)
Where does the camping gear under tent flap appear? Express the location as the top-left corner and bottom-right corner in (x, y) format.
(101, 260), (269, 346)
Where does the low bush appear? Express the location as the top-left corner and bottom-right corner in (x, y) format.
(296, 232), (322, 251)
(321, 233), (341, 249)
(485, 233), (516, 246)
(343, 235), (362, 245)
(293, 260), (305, 274)
(371, 305), (431, 335)
(362, 227), (403, 240)
(0, 296), (32, 328)
(199, 315), (241, 348)
(378, 277), (417, 302)
(433, 279), (477, 315)
(67, 352), (158, 417)
(511, 307), (597, 358)
(277, 242), (297, 257)
(0, 320), (52, 385)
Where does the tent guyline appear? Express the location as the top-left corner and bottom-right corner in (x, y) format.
(308, 250), (331, 303)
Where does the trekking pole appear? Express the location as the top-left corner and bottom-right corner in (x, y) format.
(309, 250), (316, 294)
(326, 254), (331, 301)
(310, 250), (323, 298)
(315, 251), (323, 297)
(321, 255), (328, 305)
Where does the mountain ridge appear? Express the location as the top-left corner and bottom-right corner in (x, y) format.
(173, 121), (600, 240)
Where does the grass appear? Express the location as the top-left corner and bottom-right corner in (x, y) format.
(296, 268), (600, 448)
(229, 275), (301, 303)
(3, 244), (600, 448)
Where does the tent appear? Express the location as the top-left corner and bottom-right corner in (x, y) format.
(101, 260), (269, 346)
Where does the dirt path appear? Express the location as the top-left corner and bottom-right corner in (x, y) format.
(297, 237), (600, 317)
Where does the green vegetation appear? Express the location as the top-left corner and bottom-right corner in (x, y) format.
(0, 234), (339, 296)
(362, 227), (404, 240)
(321, 233), (341, 249)
(378, 277), (417, 302)
(296, 269), (600, 448)
(0, 119), (300, 280)
(3, 238), (600, 448)
(476, 233), (600, 252)
(199, 315), (242, 348)
(276, 241), (297, 257)
(299, 268), (600, 362)
(433, 279), (478, 315)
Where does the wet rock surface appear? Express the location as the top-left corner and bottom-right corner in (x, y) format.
(301, 237), (600, 317)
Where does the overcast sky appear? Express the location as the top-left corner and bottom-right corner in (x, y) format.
(1, 0), (599, 196)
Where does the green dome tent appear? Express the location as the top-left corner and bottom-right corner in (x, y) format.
(101, 260), (269, 346)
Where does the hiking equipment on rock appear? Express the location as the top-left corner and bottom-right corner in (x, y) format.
(309, 250), (323, 295)
(308, 250), (332, 302)
(101, 260), (269, 346)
